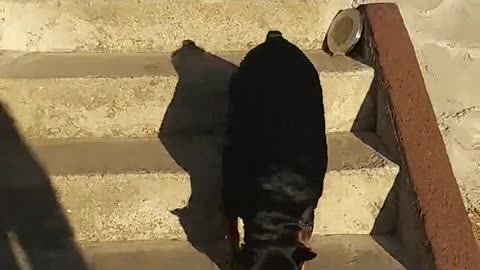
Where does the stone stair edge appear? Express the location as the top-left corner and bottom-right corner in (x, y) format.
(0, 49), (372, 79)
(1, 131), (398, 179)
(1, 235), (409, 270)
(77, 234), (400, 254)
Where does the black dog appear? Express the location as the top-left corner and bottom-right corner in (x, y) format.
(222, 31), (328, 270)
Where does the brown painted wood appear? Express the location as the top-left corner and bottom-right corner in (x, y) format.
(360, 3), (480, 270)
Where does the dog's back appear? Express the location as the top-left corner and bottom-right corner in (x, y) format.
(223, 32), (328, 221)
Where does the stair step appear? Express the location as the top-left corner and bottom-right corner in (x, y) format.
(0, 0), (349, 52)
(0, 132), (398, 242)
(2, 235), (408, 270)
(0, 50), (374, 139)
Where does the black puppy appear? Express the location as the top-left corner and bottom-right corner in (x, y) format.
(222, 31), (328, 270)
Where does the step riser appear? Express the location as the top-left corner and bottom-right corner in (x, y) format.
(0, 70), (373, 138)
(1, 129), (398, 242)
(44, 167), (397, 243)
(0, 0), (349, 52)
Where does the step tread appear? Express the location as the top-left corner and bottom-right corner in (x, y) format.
(0, 49), (374, 138)
(7, 235), (408, 270)
(1, 132), (396, 177)
(0, 50), (371, 79)
(0, 1), (350, 52)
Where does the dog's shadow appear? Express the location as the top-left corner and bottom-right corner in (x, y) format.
(158, 41), (238, 269)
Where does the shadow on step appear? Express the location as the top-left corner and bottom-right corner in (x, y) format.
(348, 40), (423, 269)
(347, 67), (415, 268)
(158, 41), (238, 270)
(0, 103), (88, 270)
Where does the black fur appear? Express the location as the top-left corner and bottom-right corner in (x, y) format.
(222, 31), (328, 269)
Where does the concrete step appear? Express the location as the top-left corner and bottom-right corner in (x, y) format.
(0, 50), (374, 139)
(0, 131), (398, 243)
(1, 235), (408, 270)
(0, 0), (350, 52)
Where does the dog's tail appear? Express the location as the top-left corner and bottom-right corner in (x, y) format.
(266, 30), (283, 40)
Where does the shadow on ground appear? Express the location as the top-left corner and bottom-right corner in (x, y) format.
(158, 41), (238, 270)
(0, 102), (88, 270)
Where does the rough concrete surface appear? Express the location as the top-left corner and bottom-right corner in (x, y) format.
(0, 50), (373, 138)
(353, 0), (480, 238)
(5, 236), (408, 270)
(2, 132), (397, 242)
(0, 0), (351, 52)
(0, 0), (477, 244)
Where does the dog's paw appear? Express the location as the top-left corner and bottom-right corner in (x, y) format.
(224, 218), (240, 260)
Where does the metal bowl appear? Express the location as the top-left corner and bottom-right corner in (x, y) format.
(326, 8), (363, 55)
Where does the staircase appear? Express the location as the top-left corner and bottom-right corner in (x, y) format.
(0, 1), (410, 269)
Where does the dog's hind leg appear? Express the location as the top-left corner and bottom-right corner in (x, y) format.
(299, 226), (313, 246)
(298, 206), (316, 270)
(299, 206), (315, 246)
(298, 228), (313, 270)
